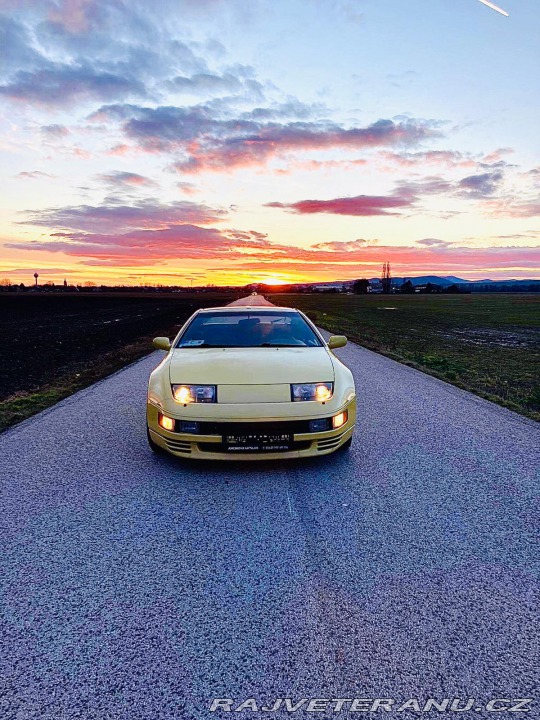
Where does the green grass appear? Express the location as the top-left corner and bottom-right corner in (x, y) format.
(272, 293), (540, 422)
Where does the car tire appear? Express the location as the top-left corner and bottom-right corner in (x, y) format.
(340, 436), (353, 450)
(147, 426), (165, 454)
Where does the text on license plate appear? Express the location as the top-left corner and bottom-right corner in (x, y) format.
(224, 433), (292, 452)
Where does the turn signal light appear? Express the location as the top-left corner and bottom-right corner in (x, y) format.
(332, 411), (348, 429)
(158, 413), (175, 431)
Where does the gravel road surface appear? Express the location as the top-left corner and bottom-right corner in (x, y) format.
(1, 340), (538, 719)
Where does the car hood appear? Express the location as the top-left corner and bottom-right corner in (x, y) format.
(168, 347), (334, 385)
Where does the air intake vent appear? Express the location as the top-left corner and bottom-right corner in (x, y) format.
(317, 431), (347, 452)
(165, 439), (192, 455)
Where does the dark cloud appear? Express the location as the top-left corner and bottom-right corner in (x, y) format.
(0, 63), (148, 105)
(16, 170), (54, 179)
(170, 72), (244, 94)
(458, 171), (503, 198)
(0, 14), (152, 106)
(169, 64), (266, 102)
(0, 4), (212, 108)
(417, 238), (455, 248)
(397, 170), (505, 201)
(266, 168), (510, 218)
(41, 124), (70, 138)
(19, 199), (226, 233)
(239, 100), (325, 121)
(96, 171), (157, 189)
(266, 194), (413, 217)
(94, 104), (440, 173)
(380, 149), (476, 169)
(395, 177), (454, 197)
(169, 117), (441, 173)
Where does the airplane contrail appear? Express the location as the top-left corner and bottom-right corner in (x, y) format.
(478, 0), (509, 16)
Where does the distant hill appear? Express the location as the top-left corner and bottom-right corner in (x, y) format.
(442, 275), (471, 284)
(368, 275), (467, 287)
(315, 276), (540, 290)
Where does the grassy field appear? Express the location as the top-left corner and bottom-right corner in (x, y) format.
(1, 291), (538, 431)
(273, 293), (540, 422)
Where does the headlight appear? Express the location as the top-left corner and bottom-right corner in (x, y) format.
(172, 384), (216, 404)
(291, 382), (333, 402)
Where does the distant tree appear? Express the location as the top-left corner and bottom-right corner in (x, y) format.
(0, 278), (11, 286)
(445, 284), (460, 294)
(424, 282), (439, 294)
(352, 278), (370, 294)
(83, 281), (96, 287)
(400, 279), (415, 294)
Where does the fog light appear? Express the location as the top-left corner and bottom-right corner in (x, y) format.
(332, 411), (348, 429)
(179, 420), (200, 434)
(158, 413), (175, 431)
(309, 418), (331, 433)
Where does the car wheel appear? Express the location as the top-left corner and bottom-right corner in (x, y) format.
(147, 426), (165, 454)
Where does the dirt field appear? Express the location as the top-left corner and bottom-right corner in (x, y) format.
(0, 292), (237, 429)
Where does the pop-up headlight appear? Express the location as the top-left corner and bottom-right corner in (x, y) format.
(172, 385), (216, 404)
(291, 382), (333, 402)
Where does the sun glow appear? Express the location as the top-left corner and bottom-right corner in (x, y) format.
(261, 277), (290, 286)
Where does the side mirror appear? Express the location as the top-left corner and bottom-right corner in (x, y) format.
(153, 336), (171, 351)
(328, 335), (347, 350)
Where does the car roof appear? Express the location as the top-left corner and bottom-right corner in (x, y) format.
(197, 305), (297, 313)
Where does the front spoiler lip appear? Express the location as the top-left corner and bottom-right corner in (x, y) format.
(148, 425), (355, 461)
(147, 398), (356, 460)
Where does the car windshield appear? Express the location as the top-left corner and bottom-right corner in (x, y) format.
(175, 310), (322, 348)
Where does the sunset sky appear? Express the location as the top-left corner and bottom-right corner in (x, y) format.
(1, 0), (539, 286)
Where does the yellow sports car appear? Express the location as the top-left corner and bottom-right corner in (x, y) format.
(146, 300), (356, 460)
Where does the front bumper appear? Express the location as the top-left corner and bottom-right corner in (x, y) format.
(146, 399), (356, 460)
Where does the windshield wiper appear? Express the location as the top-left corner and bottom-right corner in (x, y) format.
(177, 344), (246, 348)
(260, 342), (302, 347)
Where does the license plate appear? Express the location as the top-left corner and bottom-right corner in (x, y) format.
(224, 433), (292, 452)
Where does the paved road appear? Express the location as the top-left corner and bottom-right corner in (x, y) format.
(1, 340), (538, 719)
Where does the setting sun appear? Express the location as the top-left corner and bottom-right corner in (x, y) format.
(261, 277), (290, 286)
